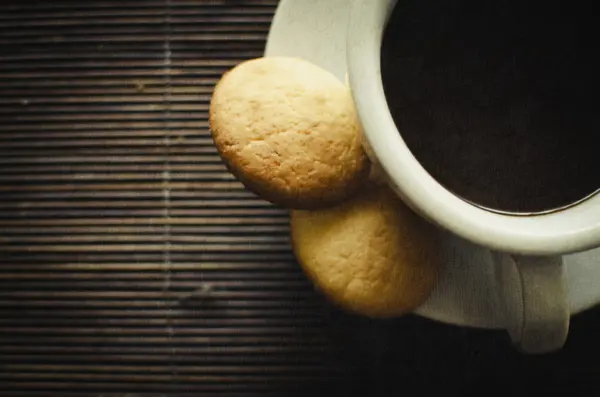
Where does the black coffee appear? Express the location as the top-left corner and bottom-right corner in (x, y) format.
(381, 0), (598, 213)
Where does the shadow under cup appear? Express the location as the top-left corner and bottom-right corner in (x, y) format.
(379, 0), (598, 217)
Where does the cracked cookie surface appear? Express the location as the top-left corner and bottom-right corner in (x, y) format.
(209, 57), (369, 209)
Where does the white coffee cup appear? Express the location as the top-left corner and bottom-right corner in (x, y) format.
(346, 0), (600, 353)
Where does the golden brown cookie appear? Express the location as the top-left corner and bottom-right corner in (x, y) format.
(291, 185), (442, 317)
(209, 57), (369, 209)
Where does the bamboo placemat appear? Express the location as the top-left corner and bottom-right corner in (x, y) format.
(0, 1), (354, 395)
(1, 2), (599, 396)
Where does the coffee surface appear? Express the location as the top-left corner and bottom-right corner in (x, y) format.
(381, 0), (598, 213)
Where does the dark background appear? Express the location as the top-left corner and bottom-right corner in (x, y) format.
(0, 1), (598, 396)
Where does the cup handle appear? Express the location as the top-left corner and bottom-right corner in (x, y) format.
(494, 254), (569, 354)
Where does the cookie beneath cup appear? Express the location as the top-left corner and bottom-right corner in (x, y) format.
(209, 57), (369, 209)
(291, 185), (442, 317)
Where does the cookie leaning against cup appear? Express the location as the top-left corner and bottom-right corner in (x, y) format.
(209, 57), (369, 209)
(291, 184), (442, 318)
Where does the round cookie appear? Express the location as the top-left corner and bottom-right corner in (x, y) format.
(291, 185), (442, 318)
(209, 57), (369, 209)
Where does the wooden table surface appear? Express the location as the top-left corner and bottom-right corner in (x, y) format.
(0, 1), (598, 396)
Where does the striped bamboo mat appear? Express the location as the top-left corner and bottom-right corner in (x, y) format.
(1, 2), (599, 396)
(0, 1), (355, 395)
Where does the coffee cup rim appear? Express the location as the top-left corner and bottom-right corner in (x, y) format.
(346, 0), (600, 255)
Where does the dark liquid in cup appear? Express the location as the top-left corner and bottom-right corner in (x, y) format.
(381, 0), (598, 213)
